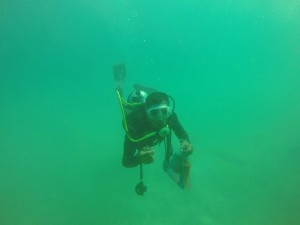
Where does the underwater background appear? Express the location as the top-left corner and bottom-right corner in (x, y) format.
(1, 0), (300, 225)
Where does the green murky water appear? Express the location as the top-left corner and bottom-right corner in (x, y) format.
(1, 1), (299, 224)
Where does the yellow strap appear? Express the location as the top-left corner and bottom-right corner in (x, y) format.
(116, 89), (157, 142)
(116, 90), (129, 132)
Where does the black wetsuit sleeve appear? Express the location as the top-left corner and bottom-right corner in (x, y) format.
(122, 135), (140, 168)
(169, 113), (190, 141)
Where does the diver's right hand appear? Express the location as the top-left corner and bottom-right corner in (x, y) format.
(137, 147), (155, 164)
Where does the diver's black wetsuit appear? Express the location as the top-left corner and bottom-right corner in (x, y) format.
(122, 105), (190, 168)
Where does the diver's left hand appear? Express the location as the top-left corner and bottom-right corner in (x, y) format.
(180, 140), (193, 155)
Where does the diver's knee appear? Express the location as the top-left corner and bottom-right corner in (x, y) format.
(122, 157), (137, 168)
(122, 157), (130, 168)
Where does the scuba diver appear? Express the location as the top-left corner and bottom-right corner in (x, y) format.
(113, 63), (193, 195)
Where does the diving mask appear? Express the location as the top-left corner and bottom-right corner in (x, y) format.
(146, 104), (172, 121)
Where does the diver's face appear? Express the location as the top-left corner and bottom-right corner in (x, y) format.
(151, 117), (167, 128)
(147, 100), (169, 128)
